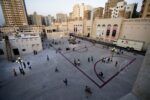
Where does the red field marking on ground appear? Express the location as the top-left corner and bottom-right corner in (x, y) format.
(51, 44), (102, 89)
(94, 56), (136, 88)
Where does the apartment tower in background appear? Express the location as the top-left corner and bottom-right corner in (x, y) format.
(104, 0), (124, 18)
(1, 0), (28, 26)
(140, 0), (150, 18)
(93, 7), (104, 19)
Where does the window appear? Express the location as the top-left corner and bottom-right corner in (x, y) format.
(97, 24), (100, 27)
(22, 49), (26, 52)
(146, 14), (150, 17)
(13, 49), (20, 55)
(112, 24), (118, 37)
(112, 30), (116, 37)
(106, 24), (111, 36)
(106, 30), (110, 36)
(102, 24), (105, 27)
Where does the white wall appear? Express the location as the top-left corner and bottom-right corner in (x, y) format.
(9, 34), (43, 56)
(120, 18), (150, 50)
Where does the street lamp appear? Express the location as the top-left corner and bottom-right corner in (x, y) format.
(16, 57), (25, 74)
(111, 47), (116, 61)
(16, 57), (23, 68)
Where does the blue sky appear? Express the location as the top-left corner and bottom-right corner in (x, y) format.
(0, 0), (142, 25)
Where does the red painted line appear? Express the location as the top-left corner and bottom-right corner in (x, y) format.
(99, 58), (136, 88)
(51, 44), (102, 89)
(94, 59), (106, 83)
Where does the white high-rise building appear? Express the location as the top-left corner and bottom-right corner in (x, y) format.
(31, 12), (42, 25)
(44, 15), (53, 26)
(72, 3), (92, 20)
(111, 1), (137, 18)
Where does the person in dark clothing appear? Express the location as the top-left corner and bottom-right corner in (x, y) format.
(27, 61), (30, 66)
(55, 67), (59, 72)
(107, 57), (110, 63)
(63, 78), (68, 86)
(27, 61), (31, 69)
(85, 86), (92, 94)
(47, 55), (49, 61)
(23, 62), (26, 68)
(77, 59), (80, 66)
(13, 69), (17, 76)
(115, 61), (118, 67)
(74, 59), (77, 66)
(98, 72), (103, 78)
(91, 56), (93, 62)
(29, 66), (32, 69)
(73, 48), (75, 51)
(85, 85), (92, 98)
(88, 57), (90, 62)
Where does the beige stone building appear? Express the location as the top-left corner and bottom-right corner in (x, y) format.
(140, 0), (150, 18)
(0, 26), (19, 34)
(1, 0), (28, 26)
(72, 3), (92, 20)
(92, 18), (123, 42)
(30, 12), (42, 26)
(111, 1), (137, 18)
(120, 18), (150, 50)
(73, 20), (84, 35)
(93, 7), (104, 19)
(83, 20), (92, 36)
(84, 10), (91, 20)
(19, 25), (44, 34)
(56, 13), (67, 23)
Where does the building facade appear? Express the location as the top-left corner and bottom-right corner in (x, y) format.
(56, 13), (67, 23)
(140, 0), (150, 18)
(93, 18), (123, 42)
(72, 3), (92, 20)
(104, 0), (124, 18)
(84, 10), (91, 20)
(43, 15), (54, 26)
(111, 1), (137, 18)
(0, 33), (43, 59)
(30, 12), (42, 26)
(93, 7), (104, 19)
(120, 18), (150, 50)
(19, 25), (44, 34)
(1, 0), (28, 26)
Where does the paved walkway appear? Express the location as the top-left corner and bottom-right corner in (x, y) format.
(0, 36), (144, 100)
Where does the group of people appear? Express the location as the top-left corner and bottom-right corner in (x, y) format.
(62, 78), (92, 98)
(88, 56), (94, 63)
(101, 57), (112, 63)
(98, 72), (104, 78)
(74, 58), (81, 66)
(33, 50), (38, 55)
(13, 61), (31, 76)
(101, 57), (118, 67)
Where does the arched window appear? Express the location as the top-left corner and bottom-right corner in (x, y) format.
(112, 24), (118, 37)
(74, 27), (76, 32)
(106, 24), (111, 36)
(102, 24), (105, 27)
(76, 27), (77, 32)
(97, 24), (100, 27)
